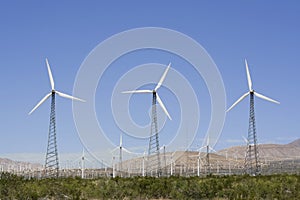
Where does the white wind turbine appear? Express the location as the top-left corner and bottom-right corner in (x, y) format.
(142, 151), (146, 177)
(159, 144), (168, 176)
(227, 59), (279, 175)
(78, 148), (92, 179)
(29, 58), (85, 177)
(189, 136), (216, 176)
(111, 132), (133, 175)
(199, 136), (216, 175)
(122, 63), (172, 177)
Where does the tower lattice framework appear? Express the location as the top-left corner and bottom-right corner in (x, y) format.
(244, 92), (260, 175)
(147, 92), (162, 177)
(44, 92), (59, 177)
(119, 146), (123, 175)
(206, 145), (211, 174)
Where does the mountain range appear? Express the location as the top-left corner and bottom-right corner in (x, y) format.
(1, 138), (299, 172)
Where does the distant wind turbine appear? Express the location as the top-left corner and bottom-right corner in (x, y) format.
(227, 59), (279, 175)
(199, 136), (216, 175)
(79, 148), (92, 179)
(111, 132), (133, 175)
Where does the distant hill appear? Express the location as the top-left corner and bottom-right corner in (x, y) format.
(288, 138), (300, 147)
(117, 138), (300, 175)
(1, 139), (299, 174)
(218, 138), (300, 161)
(0, 157), (42, 172)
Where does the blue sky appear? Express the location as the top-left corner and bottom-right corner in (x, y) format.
(0, 1), (299, 163)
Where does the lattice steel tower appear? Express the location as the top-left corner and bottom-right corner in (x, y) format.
(244, 91), (260, 175)
(206, 145), (211, 174)
(147, 92), (162, 177)
(45, 91), (59, 177)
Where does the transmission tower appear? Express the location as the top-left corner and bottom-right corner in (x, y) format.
(147, 92), (162, 177)
(44, 92), (59, 177)
(244, 92), (260, 175)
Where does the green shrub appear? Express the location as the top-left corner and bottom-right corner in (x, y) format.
(0, 172), (299, 199)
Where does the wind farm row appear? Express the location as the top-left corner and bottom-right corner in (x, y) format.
(19, 58), (300, 179)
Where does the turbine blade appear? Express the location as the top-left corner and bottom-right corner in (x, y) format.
(120, 132), (123, 147)
(122, 147), (132, 154)
(154, 63), (171, 91)
(242, 136), (248, 144)
(209, 146), (217, 153)
(111, 147), (119, 153)
(198, 146), (206, 152)
(159, 145), (166, 151)
(156, 93), (172, 120)
(122, 90), (153, 94)
(46, 58), (55, 90)
(226, 92), (249, 112)
(245, 59), (253, 91)
(207, 136), (210, 146)
(28, 93), (52, 115)
(254, 92), (280, 104)
(56, 91), (85, 102)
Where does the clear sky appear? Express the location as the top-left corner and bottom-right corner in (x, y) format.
(0, 1), (299, 164)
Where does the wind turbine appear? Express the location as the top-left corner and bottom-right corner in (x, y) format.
(159, 144), (168, 176)
(81, 148), (86, 179)
(188, 150), (203, 176)
(111, 132), (133, 176)
(122, 63), (172, 177)
(142, 151), (146, 177)
(200, 136), (216, 174)
(170, 151), (176, 176)
(29, 58), (85, 177)
(78, 148), (92, 179)
(227, 59), (279, 176)
(191, 136), (216, 176)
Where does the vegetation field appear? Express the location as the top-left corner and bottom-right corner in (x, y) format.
(0, 172), (299, 199)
